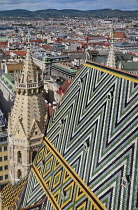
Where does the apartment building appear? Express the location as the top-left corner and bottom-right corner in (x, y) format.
(0, 109), (8, 190)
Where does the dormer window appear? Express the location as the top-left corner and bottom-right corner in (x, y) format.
(107, 90), (114, 101)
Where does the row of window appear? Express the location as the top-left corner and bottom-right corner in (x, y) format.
(0, 137), (7, 143)
(0, 156), (8, 161)
(0, 174), (8, 181)
(0, 165), (8, 171)
(0, 146), (7, 152)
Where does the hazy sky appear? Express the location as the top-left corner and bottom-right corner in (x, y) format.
(0, 0), (137, 11)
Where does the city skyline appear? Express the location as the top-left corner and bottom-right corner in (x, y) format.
(0, 0), (137, 11)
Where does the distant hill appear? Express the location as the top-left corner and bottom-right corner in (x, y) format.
(0, 9), (137, 18)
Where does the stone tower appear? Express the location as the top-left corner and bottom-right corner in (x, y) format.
(8, 43), (47, 184)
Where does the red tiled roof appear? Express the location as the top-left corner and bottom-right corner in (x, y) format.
(127, 52), (137, 56)
(48, 106), (55, 116)
(5, 50), (26, 56)
(0, 42), (8, 45)
(64, 39), (80, 43)
(42, 45), (54, 51)
(55, 39), (64, 43)
(5, 51), (10, 55)
(114, 32), (126, 39)
(78, 42), (87, 47)
(84, 35), (106, 39)
(45, 103), (56, 117)
(56, 81), (71, 95)
(13, 51), (26, 56)
(30, 40), (43, 43)
(104, 43), (111, 47)
(92, 42), (106, 46)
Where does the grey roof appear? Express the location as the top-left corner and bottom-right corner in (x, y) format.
(0, 70), (4, 77)
(92, 54), (138, 72)
(115, 42), (138, 48)
(33, 54), (69, 61)
(116, 54), (133, 61)
(68, 53), (85, 60)
(49, 55), (69, 59)
(95, 56), (107, 65)
(120, 62), (138, 71)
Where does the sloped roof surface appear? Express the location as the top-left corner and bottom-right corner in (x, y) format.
(1, 176), (28, 208)
(19, 61), (137, 210)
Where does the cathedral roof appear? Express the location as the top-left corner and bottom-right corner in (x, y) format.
(7, 61), (138, 209)
(1, 176), (28, 209)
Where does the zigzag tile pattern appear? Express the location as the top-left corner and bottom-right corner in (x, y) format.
(21, 138), (106, 210)
(20, 62), (138, 210)
(1, 176), (28, 208)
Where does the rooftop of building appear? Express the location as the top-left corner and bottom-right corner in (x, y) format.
(52, 63), (78, 77)
(94, 52), (138, 73)
(6, 62), (23, 70)
(115, 41), (138, 48)
(85, 60), (138, 82)
(12, 50), (26, 56)
(1, 176), (28, 209)
(114, 31), (126, 39)
(0, 73), (14, 91)
(120, 62), (138, 71)
(53, 63), (77, 72)
(56, 80), (71, 95)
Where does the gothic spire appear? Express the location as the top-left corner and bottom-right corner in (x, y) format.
(106, 24), (116, 68)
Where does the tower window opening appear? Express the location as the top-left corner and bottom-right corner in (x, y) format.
(35, 130), (38, 135)
(17, 169), (22, 179)
(17, 151), (22, 163)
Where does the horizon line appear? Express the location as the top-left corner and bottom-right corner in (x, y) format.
(0, 8), (137, 12)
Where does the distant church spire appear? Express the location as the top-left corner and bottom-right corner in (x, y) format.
(106, 24), (116, 68)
